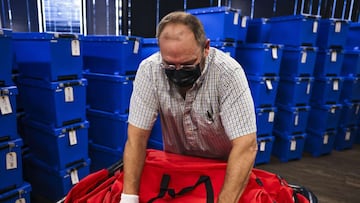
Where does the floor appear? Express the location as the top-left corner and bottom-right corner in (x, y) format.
(256, 144), (360, 203)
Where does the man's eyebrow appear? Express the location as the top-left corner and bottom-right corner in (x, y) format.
(163, 58), (197, 65)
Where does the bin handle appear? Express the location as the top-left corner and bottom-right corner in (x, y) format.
(54, 33), (78, 39)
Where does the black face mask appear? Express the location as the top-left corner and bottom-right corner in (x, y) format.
(165, 64), (201, 87)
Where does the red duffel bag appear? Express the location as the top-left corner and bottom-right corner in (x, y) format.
(65, 149), (311, 203)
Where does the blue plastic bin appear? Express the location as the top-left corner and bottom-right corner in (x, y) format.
(247, 75), (279, 107)
(305, 128), (336, 157)
(12, 32), (83, 81)
(0, 86), (19, 141)
(22, 118), (89, 170)
(0, 138), (23, 192)
(310, 76), (343, 104)
(141, 38), (159, 60)
(255, 135), (274, 165)
(236, 43), (283, 76)
(0, 182), (31, 203)
(269, 14), (319, 46)
(255, 106), (277, 136)
(23, 154), (90, 202)
(0, 29), (13, 86)
(341, 49), (360, 77)
(314, 48), (344, 77)
(276, 76), (314, 106)
(246, 18), (271, 43)
(307, 103), (342, 131)
(334, 126), (358, 150)
(340, 76), (360, 102)
(345, 22), (360, 48)
(17, 78), (87, 127)
(338, 101), (359, 127)
(82, 35), (142, 75)
(88, 141), (123, 172)
(272, 131), (307, 162)
(187, 6), (247, 42)
(83, 72), (134, 114)
(211, 41), (237, 58)
(274, 104), (310, 134)
(317, 18), (350, 48)
(86, 108), (128, 149)
(280, 46), (318, 77)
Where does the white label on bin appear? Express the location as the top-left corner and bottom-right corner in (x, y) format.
(333, 79), (339, 91)
(331, 51), (337, 62)
(241, 16), (247, 28)
(65, 87), (74, 102)
(69, 130), (78, 146)
(260, 141), (266, 152)
(15, 198), (25, 203)
(271, 47), (278, 59)
(265, 79), (273, 90)
(294, 112), (299, 126)
(290, 139), (297, 151)
(71, 40), (80, 56)
(335, 22), (341, 33)
(323, 134), (329, 144)
(71, 169), (80, 184)
(356, 104), (360, 115)
(0, 95), (12, 115)
(306, 81), (311, 94)
(313, 21), (318, 33)
(345, 130), (351, 141)
(233, 12), (239, 25)
(6, 152), (17, 170)
(301, 51), (307, 63)
(268, 111), (275, 122)
(133, 39), (140, 54)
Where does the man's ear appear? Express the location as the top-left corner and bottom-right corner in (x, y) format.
(204, 39), (210, 56)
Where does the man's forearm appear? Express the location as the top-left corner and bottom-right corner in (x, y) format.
(217, 133), (258, 203)
(122, 124), (150, 195)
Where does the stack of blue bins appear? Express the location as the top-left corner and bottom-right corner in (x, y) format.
(82, 35), (146, 172)
(188, 6), (248, 59)
(335, 22), (360, 149)
(264, 14), (321, 161)
(0, 29), (32, 203)
(12, 32), (90, 202)
(306, 18), (351, 154)
(237, 19), (285, 165)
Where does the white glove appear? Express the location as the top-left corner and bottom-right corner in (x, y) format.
(119, 193), (139, 203)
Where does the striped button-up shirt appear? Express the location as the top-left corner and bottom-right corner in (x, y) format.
(128, 47), (256, 159)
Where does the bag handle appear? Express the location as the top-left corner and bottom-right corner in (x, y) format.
(148, 174), (214, 203)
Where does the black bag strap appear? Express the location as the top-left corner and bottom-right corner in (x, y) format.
(148, 174), (214, 203)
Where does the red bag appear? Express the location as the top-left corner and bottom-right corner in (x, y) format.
(65, 149), (310, 203)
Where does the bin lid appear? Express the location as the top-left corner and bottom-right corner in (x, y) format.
(83, 71), (135, 82)
(0, 138), (23, 149)
(83, 35), (141, 42)
(141, 38), (158, 45)
(248, 18), (270, 25)
(247, 75), (280, 82)
(237, 43), (283, 49)
(280, 76), (314, 82)
(87, 108), (128, 121)
(0, 28), (12, 37)
(210, 40), (236, 47)
(12, 32), (82, 40)
(0, 86), (18, 96)
(269, 14), (320, 22)
(283, 46), (318, 52)
(187, 6), (240, 15)
(255, 106), (277, 113)
(23, 117), (89, 136)
(306, 128), (337, 136)
(277, 104), (311, 112)
(17, 77), (87, 89)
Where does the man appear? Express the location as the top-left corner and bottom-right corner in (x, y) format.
(120, 11), (257, 203)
